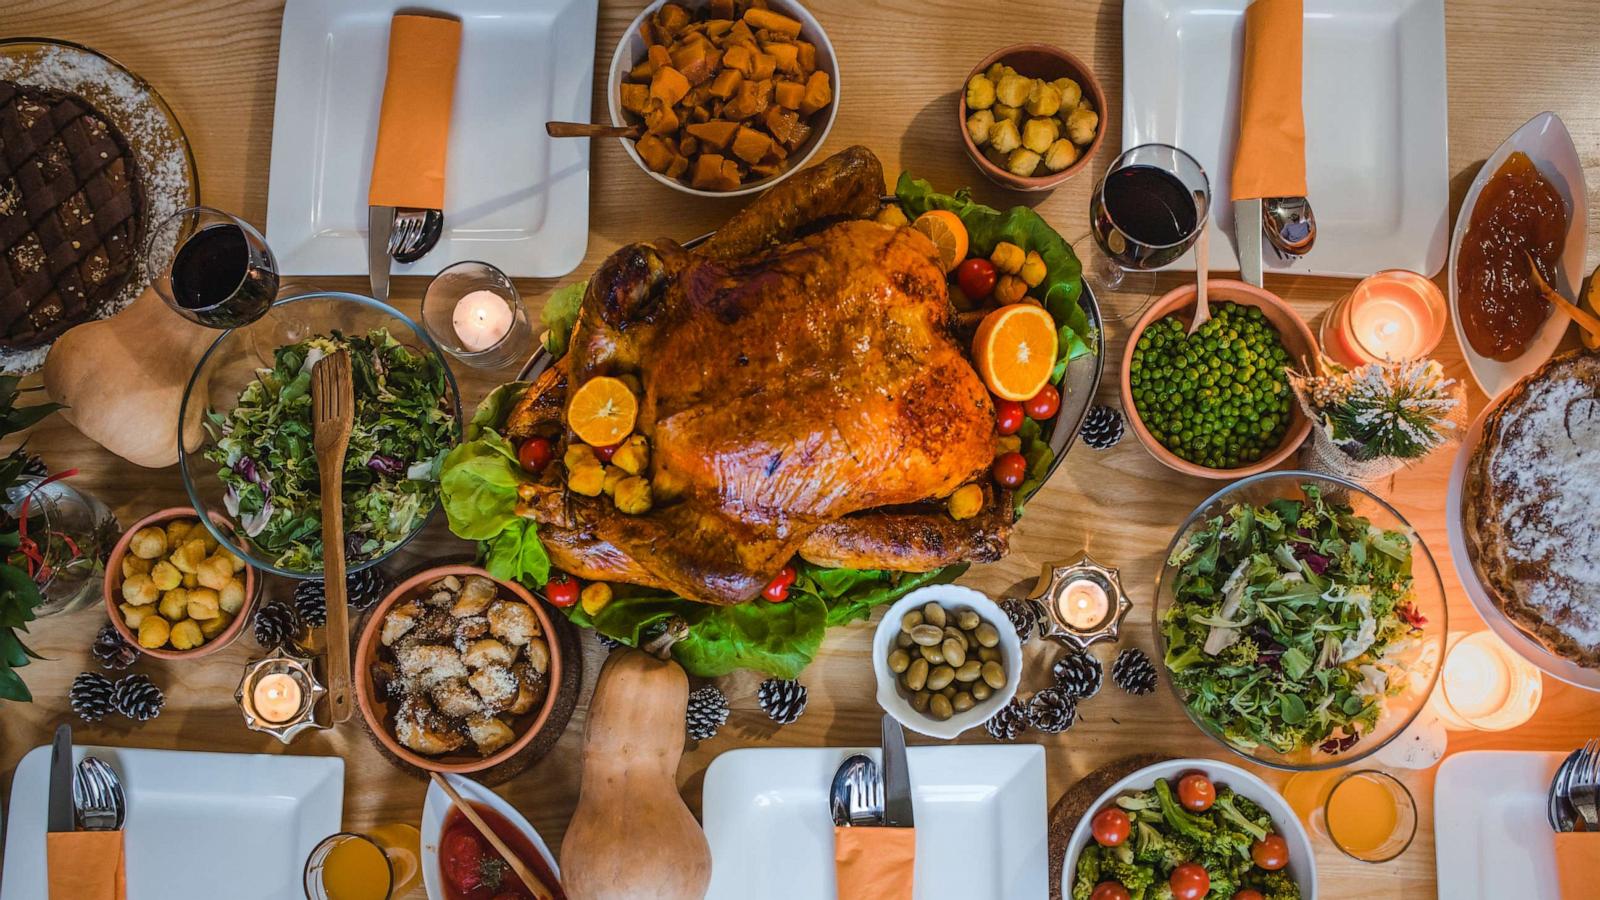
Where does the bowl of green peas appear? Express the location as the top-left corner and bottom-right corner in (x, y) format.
(1119, 280), (1317, 478)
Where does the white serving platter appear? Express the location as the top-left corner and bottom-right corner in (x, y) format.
(1, 744), (343, 900)
(1122, 0), (1449, 279)
(1446, 111), (1588, 399)
(1435, 750), (1566, 899)
(421, 773), (559, 900)
(702, 745), (1048, 900)
(265, 0), (597, 278)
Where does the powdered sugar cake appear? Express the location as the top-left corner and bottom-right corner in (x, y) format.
(1464, 350), (1600, 667)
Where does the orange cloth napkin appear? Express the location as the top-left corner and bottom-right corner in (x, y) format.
(368, 13), (462, 209)
(834, 826), (915, 900)
(1230, 0), (1306, 201)
(47, 831), (126, 900)
(1556, 833), (1600, 899)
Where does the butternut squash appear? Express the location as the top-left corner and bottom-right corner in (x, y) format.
(42, 287), (213, 468)
(560, 626), (710, 900)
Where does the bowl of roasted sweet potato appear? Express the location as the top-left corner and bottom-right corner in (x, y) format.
(608, 0), (839, 196)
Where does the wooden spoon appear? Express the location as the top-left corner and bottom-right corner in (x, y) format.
(546, 121), (642, 140)
(429, 773), (556, 900)
(311, 350), (355, 724)
(1525, 251), (1600, 342)
(1187, 195), (1211, 336)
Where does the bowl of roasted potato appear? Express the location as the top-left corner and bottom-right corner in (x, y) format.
(102, 508), (258, 659)
(959, 44), (1106, 191)
(608, 0), (839, 196)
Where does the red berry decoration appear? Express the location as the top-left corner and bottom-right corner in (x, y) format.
(518, 437), (554, 472)
(995, 399), (1024, 435)
(592, 441), (620, 463)
(956, 257), (997, 299)
(1025, 384), (1060, 420)
(992, 451), (1027, 488)
(545, 573), (580, 607)
(762, 564), (797, 602)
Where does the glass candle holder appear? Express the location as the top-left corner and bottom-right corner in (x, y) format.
(1032, 552), (1133, 650)
(1434, 630), (1543, 732)
(1319, 269), (1447, 366)
(236, 646), (327, 743)
(4, 476), (117, 616)
(421, 261), (532, 370)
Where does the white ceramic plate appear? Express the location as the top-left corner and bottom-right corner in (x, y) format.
(1446, 112), (1588, 399)
(1435, 750), (1566, 899)
(1122, 0), (1449, 278)
(0, 745), (343, 900)
(872, 585), (1022, 740)
(421, 773), (559, 900)
(1061, 758), (1316, 899)
(266, 0), (597, 277)
(1446, 394), (1600, 692)
(703, 745), (1048, 899)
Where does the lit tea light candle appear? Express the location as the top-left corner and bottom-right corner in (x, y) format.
(1033, 553), (1132, 650)
(253, 672), (304, 724)
(451, 290), (514, 352)
(1060, 579), (1110, 629)
(1320, 270), (1447, 367)
(1436, 631), (1542, 732)
(236, 647), (327, 743)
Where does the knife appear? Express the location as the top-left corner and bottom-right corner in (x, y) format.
(47, 724), (74, 833)
(367, 205), (396, 302)
(880, 714), (914, 828)
(1233, 198), (1264, 287)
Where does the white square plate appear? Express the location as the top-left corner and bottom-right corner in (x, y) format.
(2, 745), (344, 900)
(1434, 750), (1565, 899)
(1122, 0), (1449, 278)
(266, 0), (597, 277)
(702, 745), (1048, 900)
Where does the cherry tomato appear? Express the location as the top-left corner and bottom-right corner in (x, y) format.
(1251, 833), (1290, 871)
(956, 257), (998, 299)
(992, 451), (1027, 488)
(592, 441), (620, 463)
(1233, 891), (1265, 900)
(1024, 384), (1060, 420)
(545, 573), (580, 608)
(1170, 862), (1210, 900)
(995, 399), (1025, 435)
(517, 436), (554, 473)
(762, 564), (797, 603)
(441, 830), (489, 891)
(1090, 884), (1131, 900)
(1177, 773), (1216, 812)
(1090, 807), (1131, 847)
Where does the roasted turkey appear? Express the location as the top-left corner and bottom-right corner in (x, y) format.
(508, 146), (1013, 605)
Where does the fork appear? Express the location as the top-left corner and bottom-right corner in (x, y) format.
(848, 757), (885, 826)
(73, 758), (124, 831)
(387, 208), (437, 262)
(1566, 739), (1600, 831)
(312, 349), (355, 724)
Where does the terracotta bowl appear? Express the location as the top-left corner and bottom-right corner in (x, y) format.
(102, 507), (258, 660)
(958, 43), (1107, 192)
(355, 564), (563, 775)
(1118, 280), (1317, 479)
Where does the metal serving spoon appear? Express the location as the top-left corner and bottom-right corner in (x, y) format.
(1263, 196), (1316, 258)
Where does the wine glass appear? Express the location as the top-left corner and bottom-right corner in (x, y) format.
(146, 206), (279, 328)
(1077, 143), (1211, 321)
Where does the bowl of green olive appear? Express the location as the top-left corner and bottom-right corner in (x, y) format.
(873, 585), (1021, 739)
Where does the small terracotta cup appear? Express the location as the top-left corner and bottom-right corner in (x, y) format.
(355, 564), (562, 775)
(1119, 279), (1318, 479)
(959, 43), (1107, 191)
(103, 507), (258, 659)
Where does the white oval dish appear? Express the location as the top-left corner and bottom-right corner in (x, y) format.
(1448, 111), (1588, 399)
(421, 773), (559, 900)
(607, 0), (840, 198)
(872, 584), (1022, 740)
(1061, 758), (1318, 900)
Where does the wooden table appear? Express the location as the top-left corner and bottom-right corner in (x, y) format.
(4, 0), (1598, 896)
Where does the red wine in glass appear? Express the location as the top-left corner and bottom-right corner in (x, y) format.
(1091, 164), (1202, 270)
(148, 207), (279, 328)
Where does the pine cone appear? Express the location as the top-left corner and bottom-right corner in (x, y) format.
(1081, 405), (1125, 450)
(1112, 648), (1158, 696)
(292, 579), (327, 627)
(1027, 687), (1078, 734)
(1052, 650), (1103, 700)
(757, 678), (808, 726)
(594, 631), (622, 651)
(984, 698), (1029, 741)
(253, 601), (301, 649)
(90, 624), (139, 671)
(999, 599), (1039, 644)
(294, 568), (390, 625)
(70, 672), (116, 723)
(686, 685), (730, 741)
(111, 673), (165, 722)
(18, 452), (48, 479)
(345, 567), (390, 610)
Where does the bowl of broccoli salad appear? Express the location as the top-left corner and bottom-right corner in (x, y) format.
(1065, 759), (1315, 900)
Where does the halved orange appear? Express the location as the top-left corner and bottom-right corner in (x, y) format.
(913, 209), (969, 273)
(567, 376), (638, 447)
(972, 304), (1058, 401)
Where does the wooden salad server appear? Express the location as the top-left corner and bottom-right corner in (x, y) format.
(312, 350), (355, 723)
(546, 121), (642, 140)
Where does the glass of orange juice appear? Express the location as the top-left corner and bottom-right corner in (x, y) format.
(303, 825), (422, 900)
(1318, 770), (1417, 863)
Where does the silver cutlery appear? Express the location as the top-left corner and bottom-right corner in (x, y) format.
(830, 758), (855, 827)
(1550, 748), (1581, 832)
(1264, 195), (1316, 259)
(367, 205), (395, 302)
(47, 725), (74, 834)
(389, 208), (442, 263)
(880, 714), (915, 829)
(831, 754), (884, 826)
(1232, 198), (1264, 287)
(1574, 739), (1600, 830)
(74, 757), (126, 831)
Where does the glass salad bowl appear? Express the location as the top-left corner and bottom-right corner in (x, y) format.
(178, 292), (462, 579)
(1154, 471), (1447, 771)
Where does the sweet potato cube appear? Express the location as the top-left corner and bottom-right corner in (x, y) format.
(644, 101), (680, 136)
(671, 40), (720, 85)
(722, 43), (755, 76)
(704, 18), (734, 37)
(724, 78), (772, 119)
(709, 0), (734, 17)
(620, 83), (653, 116)
(691, 153), (742, 191)
(709, 67), (743, 100)
(667, 153), (691, 180)
(630, 57), (656, 80)
(650, 66), (691, 107)
(743, 7), (803, 38)
(635, 134), (675, 173)
(751, 51), (777, 80)
(764, 106), (811, 149)
(773, 80), (804, 110)
(647, 44), (671, 70)
(762, 41), (800, 74)
(654, 3), (690, 35)
(749, 160), (782, 178)
(685, 119), (739, 149)
(797, 41), (816, 74)
(799, 70), (831, 115)
(730, 126), (775, 164)
(725, 19), (756, 46)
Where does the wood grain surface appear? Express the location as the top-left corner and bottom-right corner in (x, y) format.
(4, 1), (1600, 897)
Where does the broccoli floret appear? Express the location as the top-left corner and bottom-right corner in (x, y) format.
(1213, 791), (1270, 842)
(1071, 845), (1102, 900)
(1148, 884), (1175, 900)
(1100, 857), (1156, 894)
(1206, 871), (1239, 899)
(1133, 820), (1199, 870)
(1244, 870), (1302, 900)
(1116, 790), (1161, 812)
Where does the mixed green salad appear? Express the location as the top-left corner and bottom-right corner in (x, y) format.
(439, 175), (1097, 678)
(204, 329), (457, 571)
(1161, 484), (1428, 756)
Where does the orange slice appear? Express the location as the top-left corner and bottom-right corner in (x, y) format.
(567, 376), (638, 447)
(972, 304), (1058, 401)
(913, 209), (969, 273)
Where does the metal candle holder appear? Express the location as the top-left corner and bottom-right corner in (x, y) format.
(235, 645), (328, 744)
(1030, 552), (1132, 650)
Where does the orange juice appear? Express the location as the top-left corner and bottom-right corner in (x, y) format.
(319, 835), (391, 900)
(367, 824), (421, 896)
(1280, 769), (1340, 828)
(1325, 772), (1399, 856)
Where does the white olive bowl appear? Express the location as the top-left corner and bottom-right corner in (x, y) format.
(872, 584), (1022, 740)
